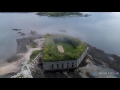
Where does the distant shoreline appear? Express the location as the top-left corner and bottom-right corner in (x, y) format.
(36, 12), (91, 17)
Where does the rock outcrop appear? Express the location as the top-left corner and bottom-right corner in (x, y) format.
(5, 30), (43, 63)
(16, 30), (44, 53)
(87, 44), (120, 73)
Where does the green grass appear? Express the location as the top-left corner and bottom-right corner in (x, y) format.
(16, 74), (24, 78)
(24, 66), (28, 70)
(32, 45), (37, 48)
(54, 43), (75, 53)
(42, 34), (87, 62)
(28, 50), (41, 64)
(31, 43), (37, 48)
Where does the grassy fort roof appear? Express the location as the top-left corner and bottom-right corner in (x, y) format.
(42, 34), (87, 62)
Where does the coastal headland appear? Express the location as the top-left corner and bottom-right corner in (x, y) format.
(0, 30), (120, 78)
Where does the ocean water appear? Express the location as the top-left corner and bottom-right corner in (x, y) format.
(0, 12), (120, 61)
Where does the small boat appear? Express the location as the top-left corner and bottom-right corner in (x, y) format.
(12, 29), (21, 31)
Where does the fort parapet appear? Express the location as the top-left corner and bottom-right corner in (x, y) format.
(43, 47), (88, 71)
(42, 34), (88, 71)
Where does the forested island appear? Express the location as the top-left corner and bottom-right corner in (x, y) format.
(36, 12), (90, 17)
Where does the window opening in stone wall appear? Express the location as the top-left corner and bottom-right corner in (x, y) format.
(57, 64), (59, 69)
(67, 63), (69, 68)
(72, 63), (74, 67)
(52, 64), (54, 69)
(62, 64), (64, 68)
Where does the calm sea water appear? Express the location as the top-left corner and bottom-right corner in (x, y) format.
(0, 12), (120, 61)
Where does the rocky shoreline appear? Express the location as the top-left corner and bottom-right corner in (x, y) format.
(30, 37), (120, 78)
(0, 30), (44, 78)
(30, 45), (120, 78)
(87, 44), (120, 73)
(30, 42), (120, 78)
